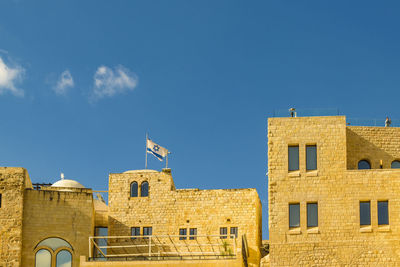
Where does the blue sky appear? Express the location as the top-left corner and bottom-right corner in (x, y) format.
(1, 1), (400, 239)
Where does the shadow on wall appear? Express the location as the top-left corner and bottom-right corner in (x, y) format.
(346, 128), (396, 170)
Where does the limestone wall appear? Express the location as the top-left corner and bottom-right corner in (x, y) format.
(21, 188), (94, 267)
(94, 199), (108, 228)
(347, 126), (400, 169)
(108, 169), (261, 267)
(0, 167), (29, 267)
(268, 116), (400, 266)
(268, 116), (347, 239)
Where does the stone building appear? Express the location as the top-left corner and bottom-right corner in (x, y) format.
(268, 115), (400, 266)
(0, 167), (262, 267)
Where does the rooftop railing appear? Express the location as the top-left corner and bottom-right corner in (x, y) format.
(346, 118), (400, 127)
(89, 234), (238, 261)
(272, 108), (340, 118)
(271, 108), (399, 127)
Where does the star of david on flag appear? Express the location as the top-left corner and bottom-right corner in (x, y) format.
(146, 138), (168, 161)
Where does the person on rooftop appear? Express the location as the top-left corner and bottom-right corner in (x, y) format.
(385, 116), (392, 127)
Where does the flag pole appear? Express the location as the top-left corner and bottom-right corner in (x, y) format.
(145, 133), (148, 169)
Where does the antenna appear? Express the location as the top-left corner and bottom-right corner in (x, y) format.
(61, 172), (65, 180)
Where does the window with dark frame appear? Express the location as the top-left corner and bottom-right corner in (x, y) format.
(141, 181), (149, 197)
(358, 160), (371, 170)
(391, 160), (400, 169)
(230, 227), (238, 238)
(131, 227), (140, 238)
(360, 201), (371, 226)
(288, 145), (299, 171)
(220, 227), (228, 239)
(289, 203), (300, 228)
(306, 145), (317, 171)
(307, 203), (318, 227)
(143, 227), (152, 238)
(179, 228), (187, 240)
(130, 182), (138, 197)
(378, 201), (389, 225)
(189, 228), (197, 240)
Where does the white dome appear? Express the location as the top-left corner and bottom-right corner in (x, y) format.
(51, 179), (85, 189)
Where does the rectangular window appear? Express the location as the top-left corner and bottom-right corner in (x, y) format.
(288, 146), (299, 171)
(306, 145), (317, 170)
(378, 201), (389, 225)
(94, 227), (108, 258)
(131, 227), (140, 238)
(143, 227), (152, 238)
(230, 227), (238, 238)
(179, 228), (187, 240)
(360, 201), (371, 226)
(220, 227), (228, 239)
(289, 203), (300, 228)
(0, 194), (2, 208)
(189, 228), (197, 240)
(307, 203), (318, 227)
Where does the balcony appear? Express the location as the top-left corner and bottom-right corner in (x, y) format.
(88, 234), (238, 261)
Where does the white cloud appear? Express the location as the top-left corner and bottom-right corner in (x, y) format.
(91, 65), (138, 101)
(53, 70), (74, 95)
(0, 56), (24, 97)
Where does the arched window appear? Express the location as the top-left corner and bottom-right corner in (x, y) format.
(358, 160), (371, 170)
(392, 160), (400, 169)
(37, 238), (72, 250)
(35, 249), (51, 267)
(141, 181), (149, 197)
(35, 238), (73, 267)
(56, 250), (72, 267)
(130, 182), (138, 197)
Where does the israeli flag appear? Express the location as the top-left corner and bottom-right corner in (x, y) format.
(147, 139), (168, 161)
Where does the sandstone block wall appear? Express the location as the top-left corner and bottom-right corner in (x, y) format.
(347, 126), (400, 169)
(0, 167), (29, 267)
(108, 169), (261, 267)
(22, 188), (94, 267)
(268, 116), (400, 266)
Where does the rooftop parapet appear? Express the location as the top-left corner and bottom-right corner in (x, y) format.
(347, 118), (400, 127)
(272, 108), (340, 118)
(271, 108), (400, 128)
(346, 125), (400, 170)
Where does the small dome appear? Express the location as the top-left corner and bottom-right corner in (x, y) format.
(51, 179), (85, 189)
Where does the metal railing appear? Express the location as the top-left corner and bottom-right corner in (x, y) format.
(270, 108), (400, 128)
(89, 234), (237, 261)
(272, 108), (340, 118)
(346, 118), (400, 127)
